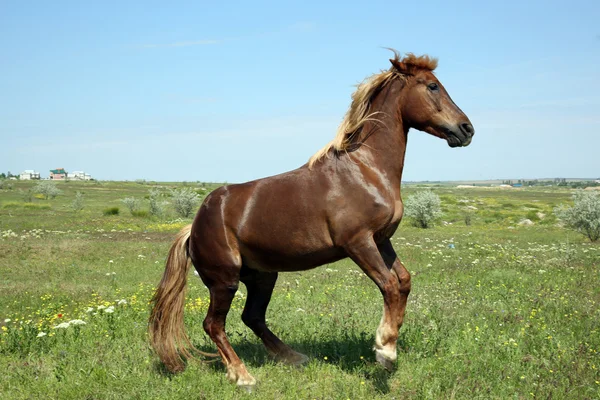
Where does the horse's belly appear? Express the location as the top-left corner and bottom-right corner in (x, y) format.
(240, 244), (345, 272)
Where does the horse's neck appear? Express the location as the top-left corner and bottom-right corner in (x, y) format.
(354, 79), (408, 187)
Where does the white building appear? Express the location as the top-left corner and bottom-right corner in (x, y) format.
(19, 170), (41, 180)
(68, 171), (92, 180)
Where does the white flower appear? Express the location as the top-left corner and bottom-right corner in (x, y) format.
(117, 299), (127, 305)
(85, 307), (94, 313)
(69, 319), (86, 325)
(109, 260), (114, 263)
(137, 254), (145, 258)
(37, 332), (47, 337)
(97, 305), (106, 310)
(4, 318), (11, 323)
(53, 322), (71, 329)
(104, 306), (115, 313)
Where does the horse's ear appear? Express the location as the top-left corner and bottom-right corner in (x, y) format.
(390, 58), (413, 76)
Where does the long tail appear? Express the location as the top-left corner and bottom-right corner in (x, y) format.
(149, 224), (218, 372)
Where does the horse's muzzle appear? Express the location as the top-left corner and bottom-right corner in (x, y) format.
(446, 123), (474, 147)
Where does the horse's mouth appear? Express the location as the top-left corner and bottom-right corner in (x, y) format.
(444, 128), (472, 148)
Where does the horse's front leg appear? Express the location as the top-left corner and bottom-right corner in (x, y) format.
(345, 236), (404, 370)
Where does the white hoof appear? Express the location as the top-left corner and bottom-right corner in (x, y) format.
(374, 347), (396, 371)
(226, 368), (256, 388)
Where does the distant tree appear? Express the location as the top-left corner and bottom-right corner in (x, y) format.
(0, 172), (6, 179)
(33, 181), (62, 199)
(171, 187), (200, 218)
(149, 188), (166, 217)
(71, 191), (84, 212)
(555, 190), (600, 242)
(404, 190), (442, 228)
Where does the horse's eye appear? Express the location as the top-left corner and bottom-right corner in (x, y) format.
(428, 82), (439, 91)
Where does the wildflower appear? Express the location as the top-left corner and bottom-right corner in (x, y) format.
(323, 356), (328, 360)
(109, 260), (114, 263)
(4, 318), (11, 323)
(117, 299), (127, 305)
(57, 313), (63, 318)
(69, 319), (86, 325)
(54, 322), (71, 329)
(85, 307), (94, 313)
(97, 305), (106, 310)
(104, 306), (115, 313)
(37, 332), (47, 337)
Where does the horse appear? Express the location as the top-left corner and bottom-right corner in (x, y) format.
(149, 50), (474, 388)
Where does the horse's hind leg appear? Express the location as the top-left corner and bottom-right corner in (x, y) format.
(240, 268), (308, 365)
(202, 276), (256, 387)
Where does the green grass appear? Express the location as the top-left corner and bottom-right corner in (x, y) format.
(1, 182), (599, 399)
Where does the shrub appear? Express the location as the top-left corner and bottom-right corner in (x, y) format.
(148, 189), (166, 217)
(131, 210), (149, 218)
(525, 210), (540, 222)
(555, 190), (600, 242)
(121, 197), (141, 214)
(171, 188), (200, 218)
(33, 181), (62, 199)
(21, 189), (33, 203)
(3, 202), (51, 210)
(0, 180), (13, 190)
(464, 212), (473, 226)
(404, 190), (442, 228)
(103, 207), (120, 216)
(71, 191), (84, 212)
(23, 203), (51, 210)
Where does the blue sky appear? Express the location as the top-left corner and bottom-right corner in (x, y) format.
(1, 1), (599, 182)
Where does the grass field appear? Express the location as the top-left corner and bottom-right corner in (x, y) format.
(1, 180), (599, 399)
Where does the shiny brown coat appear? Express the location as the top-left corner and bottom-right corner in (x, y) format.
(149, 52), (474, 388)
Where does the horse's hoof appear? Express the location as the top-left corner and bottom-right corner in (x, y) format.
(238, 384), (255, 393)
(375, 351), (395, 371)
(274, 350), (309, 366)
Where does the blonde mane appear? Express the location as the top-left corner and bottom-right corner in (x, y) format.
(308, 51), (437, 168)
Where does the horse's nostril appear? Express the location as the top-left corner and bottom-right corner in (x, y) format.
(461, 123), (474, 136)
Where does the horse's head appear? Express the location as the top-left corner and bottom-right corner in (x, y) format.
(391, 55), (474, 147)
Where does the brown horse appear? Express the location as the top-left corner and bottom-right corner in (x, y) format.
(149, 50), (474, 388)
